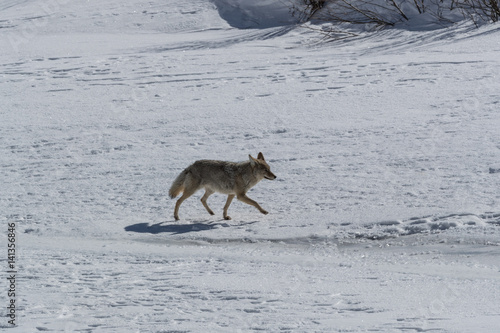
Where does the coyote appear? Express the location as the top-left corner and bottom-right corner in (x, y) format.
(169, 152), (276, 220)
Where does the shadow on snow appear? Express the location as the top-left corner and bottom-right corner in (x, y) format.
(124, 221), (233, 235)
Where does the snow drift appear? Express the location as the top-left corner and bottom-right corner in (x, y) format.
(211, 0), (301, 28)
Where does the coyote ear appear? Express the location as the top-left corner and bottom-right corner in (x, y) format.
(257, 152), (265, 161)
(249, 154), (256, 166)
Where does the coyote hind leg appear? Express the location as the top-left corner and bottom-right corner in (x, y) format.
(200, 189), (215, 216)
(223, 194), (235, 220)
(174, 186), (198, 221)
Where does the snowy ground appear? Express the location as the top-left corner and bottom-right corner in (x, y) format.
(1, 0), (500, 332)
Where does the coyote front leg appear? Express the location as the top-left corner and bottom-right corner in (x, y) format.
(236, 193), (268, 215)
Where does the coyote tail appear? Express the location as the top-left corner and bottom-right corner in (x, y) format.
(169, 169), (188, 199)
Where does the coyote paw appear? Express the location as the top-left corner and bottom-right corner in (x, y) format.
(224, 215), (232, 220)
(261, 210), (268, 215)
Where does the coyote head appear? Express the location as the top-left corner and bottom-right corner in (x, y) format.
(249, 152), (276, 180)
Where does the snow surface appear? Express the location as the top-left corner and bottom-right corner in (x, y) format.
(1, 0), (500, 332)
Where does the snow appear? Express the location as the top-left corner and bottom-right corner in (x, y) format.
(211, 0), (300, 28)
(1, 0), (500, 332)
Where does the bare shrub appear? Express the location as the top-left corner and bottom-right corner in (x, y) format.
(290, 0), (405, 26)
(287, 0), (500, 40)
(289, 1), (328, 21)
(454, 0), (500, 24)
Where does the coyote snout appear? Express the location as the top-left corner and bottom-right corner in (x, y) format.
(169, 152), (276, 221)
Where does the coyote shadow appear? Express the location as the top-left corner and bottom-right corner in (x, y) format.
(124, 221), (231, 235)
